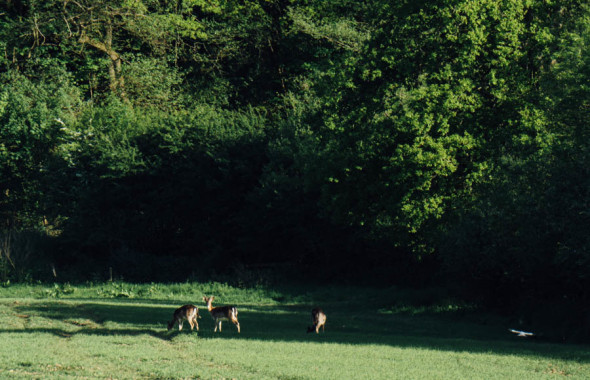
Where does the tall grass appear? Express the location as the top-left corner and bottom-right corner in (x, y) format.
(0, 282), (589, 379)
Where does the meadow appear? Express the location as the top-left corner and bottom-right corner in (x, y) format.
(0, 282), (589, 379)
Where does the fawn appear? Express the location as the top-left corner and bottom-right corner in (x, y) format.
(167, 304), (200, 332)
(203, 296), (240, 333)
(307, 307), (326, 333)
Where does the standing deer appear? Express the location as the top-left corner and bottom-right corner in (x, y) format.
(167, 304), (200, 331)
(307, 307), (326, 334)
(203, 296), (240, 333)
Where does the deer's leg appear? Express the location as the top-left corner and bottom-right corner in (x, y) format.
(232, 317), (240, 333)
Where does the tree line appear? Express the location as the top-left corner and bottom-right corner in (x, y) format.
(1, 0), (589, 339)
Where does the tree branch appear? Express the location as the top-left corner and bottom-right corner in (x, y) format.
(78, 32), (120, 62)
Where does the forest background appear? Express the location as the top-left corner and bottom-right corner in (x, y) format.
(1, 0), (589, 340)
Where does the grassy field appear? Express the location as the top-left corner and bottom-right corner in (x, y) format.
(0, 282), (588, 379)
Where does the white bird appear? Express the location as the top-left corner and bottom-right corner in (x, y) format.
(509, 328), (535, 337)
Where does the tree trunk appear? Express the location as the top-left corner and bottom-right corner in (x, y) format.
(78, 22), (126, 99)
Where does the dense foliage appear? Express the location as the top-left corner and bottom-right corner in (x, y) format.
(1, 1), (589, 339)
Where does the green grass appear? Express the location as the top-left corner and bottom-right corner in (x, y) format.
(0, 282), (588, 379)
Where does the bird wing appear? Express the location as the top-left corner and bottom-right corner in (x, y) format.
(509, 328), (534, 336)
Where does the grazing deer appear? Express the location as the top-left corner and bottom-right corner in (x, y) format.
(167, 305), (200, 332)
(203, 296), (240, 333)
(307, 307), (326, 334)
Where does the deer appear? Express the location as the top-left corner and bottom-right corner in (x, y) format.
(203, 296), (240, 333)
(307, 307), (326, 334)
(167, 304), (200, 332)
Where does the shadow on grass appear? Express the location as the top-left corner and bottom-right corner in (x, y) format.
(5, 300), (590, 363)
(5, 326), (172, 341)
